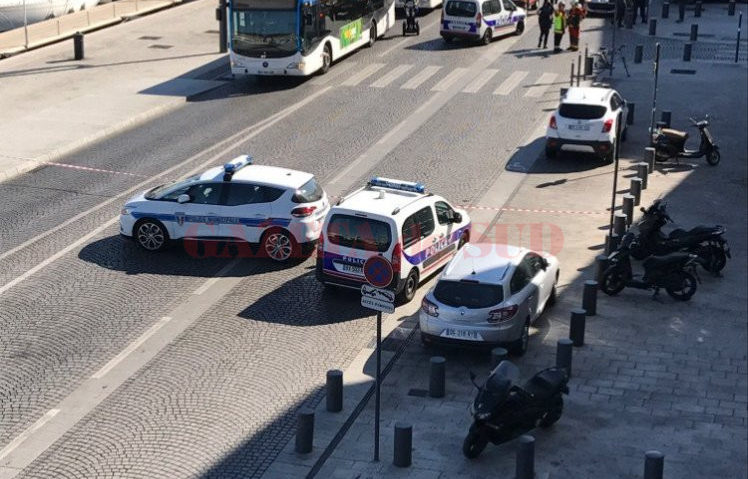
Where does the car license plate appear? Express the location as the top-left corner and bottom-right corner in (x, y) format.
(450, 23), (467, 31)
(440, 328), (483, 341)
(334, 261), (363, 274)
(568, 124), (590, 131)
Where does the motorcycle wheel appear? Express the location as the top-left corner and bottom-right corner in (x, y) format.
(630, 242), (649, 260)
(538, 394), (564, 428)
(701, 245), (727, 274)
(706, 149), (721, 166)
(601, 267), (627, 296)
(462, 429), (489, 459)
(665, 271), (698, 301)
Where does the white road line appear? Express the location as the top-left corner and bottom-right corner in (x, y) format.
(377, 17), (440, 57)
(462, 68), (499, 93)
(400, 65), (441, 89)
(91, 316), (172, 379)
(191, 260), (240, 295)
(494, 70), (528, 95)
(0, 409), (59, 461)
(0, 87), (331, 296)
(524, 72), (558, 98)
(370, 64), (414, 88)
(431, 67), (468, 92)
(308, 61), (359, 85)
(341, 63), (386, 86)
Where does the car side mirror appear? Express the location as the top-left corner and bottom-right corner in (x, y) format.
(177, 194), (191, 204)
(541, 258), (549, 270)
(452, 212), (462, 223)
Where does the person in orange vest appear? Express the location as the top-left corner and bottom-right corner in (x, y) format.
(553, 2), (567, 53)
(567, 1), (586, 51)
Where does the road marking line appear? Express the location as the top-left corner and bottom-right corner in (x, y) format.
(91, 316), (172, 379)
(46, 162), (148, 177)
(493, 70), (528, 95)
(431, 67), (468, 91)
(309, 61), (359, 85)
(524, 72), (558, 98)
(341, 63), (386, 86)
(400, 65), (441, 89)
(0, 87), (331, 295)
(0, 409), (59, 461)
(191, 261), (240, 295)
(370, 64), (414, 88)
(462, 68), (499, 93)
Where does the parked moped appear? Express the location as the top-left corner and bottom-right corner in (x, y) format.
(653, 115), (720, 166)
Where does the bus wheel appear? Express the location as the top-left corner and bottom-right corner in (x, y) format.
(320, 44), (332, 74)
(368, 21), (377, 47)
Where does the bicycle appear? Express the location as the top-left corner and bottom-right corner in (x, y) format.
(592, 45), (630, 77)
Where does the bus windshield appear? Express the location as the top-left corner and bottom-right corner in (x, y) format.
(232, 9), (298, 57)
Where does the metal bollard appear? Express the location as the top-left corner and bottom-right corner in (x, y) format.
(595, 254), (609, 283)
(490, 347), (508, 370)
(645, 147), (656, 173)
(570, 62), (575, 86)
(614, 213), (627, 236)
(295, 408), (315, 454)
(582, 281), (598, 316)
(649, 18), (657, 35)
(728, 0), (735, 16)
(662, 1), (669, 18)
(584, 56), (593, 76)
(429, 356), (445, 398)
(516, 435), (535, 479)
(73, 32), (84, 60)
(570, 308), (587, 346)
(622, 194), (635, 227)
(683, 42), (692, 61)
(626, 102), (635, 125)
(556, 338), (573, 377)
(393, 423), (412, 467)
(694, 1), (702, 17)
(605, 233), (621, 255)
(636, 162), (649, 189)
(678, 0), (685, 22)
(644, 450), (665, 479)
(690, 23), (698, 41)
(326, 369), (343, 412)
(630, 178), (643, 206)
(626, 7), (635, 28)
(634, 45), (643, 63)
(660, 110), (671, 128)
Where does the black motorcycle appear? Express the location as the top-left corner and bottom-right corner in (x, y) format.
(602, 232), (700, 301)
(463, 361), (569, 459)
(632, 200), (730, 274)
(652, 115), (720, 166)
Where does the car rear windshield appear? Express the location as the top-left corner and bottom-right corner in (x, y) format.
(433, 280), (504, 309)
(326, 214), (392, 252)
(446, 1), (477, 17)
(292, 177), (324, 203)
(559, 103), (607, 120)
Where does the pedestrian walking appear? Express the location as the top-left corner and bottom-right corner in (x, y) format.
(553, 2), (567, 53)
(634, 0), (646, 23)
(614, 0), (626, 27)
(567, 1), (585, 51)
(538, 0), (553, 48)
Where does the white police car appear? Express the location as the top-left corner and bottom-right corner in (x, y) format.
(120, 156), (329, 261)
(441, 0), (526, 45)
(316, 178), (472, 302)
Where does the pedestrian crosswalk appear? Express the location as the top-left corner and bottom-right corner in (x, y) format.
(316, 63), (565, 98)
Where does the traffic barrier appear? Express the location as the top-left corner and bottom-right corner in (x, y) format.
(614, 213), (627, 236)
(556, 339), (573, 377)
(326, 369), (343, 412)
(662, 1), (669, 18)
(516, 435), (536, 479)
(644, 147), (656, 173)
(490, 347), (508, 369)
(429, 356), (446, 398)
(644, 450), (665, 479)
(295, 408), (315, 454)
(582, 281), (598, 316)
(634, 45), (643, 63)
(627, 102), (635, 124)
(695, 1), (702, 17)
(683, 42), (693, 61)
(636, 163), (649, 190)
(393, 423), (413, 467)
(595, 254), (609, 283)
(622, 194), (635, 227)
(570, 308), (587, 346)
(73, 32), (84, 60)
(649, 18), (657, 35)
(630, 178), (643, 206)
(691, 24), (699, 41)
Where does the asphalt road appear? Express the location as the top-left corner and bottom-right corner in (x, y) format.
(0, 12), (610, 478)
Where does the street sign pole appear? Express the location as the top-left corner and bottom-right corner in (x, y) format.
(374, 310), (381, 461)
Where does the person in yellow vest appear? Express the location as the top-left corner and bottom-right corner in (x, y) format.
(553, 2), (567, 53)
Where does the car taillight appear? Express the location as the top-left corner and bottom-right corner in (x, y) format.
(476, 12), (482, 24)
(291, 206), (317, 217)
(549, 115), (557, 129)
(317, 232), (324, 259)
(487, 305), (518, 323)
(391, 242), (402, 276)
(421, 297), (439, 317)
(602, 119), (614, 133)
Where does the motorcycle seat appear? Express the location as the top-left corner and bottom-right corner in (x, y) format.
(669, 226), (722, 239)
(642, 252), (693, 269)
(661, 128), (688, 141)
(523, 368), (567, 399)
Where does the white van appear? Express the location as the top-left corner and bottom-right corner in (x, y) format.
(441, 0), (526, 44)
(315, 178), (472, 303)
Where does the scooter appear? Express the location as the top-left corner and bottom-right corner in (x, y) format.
(652, 115), (720, 166)
(601, 232), (700, 301)
(402, 0), (420, 36)
(463, 361), (569, 459)
(631, 200), (730, 274)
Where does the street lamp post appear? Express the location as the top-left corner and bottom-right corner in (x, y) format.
(23, 0), (29, 48)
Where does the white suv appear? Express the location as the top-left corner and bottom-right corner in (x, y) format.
(545, 86), (628, 162)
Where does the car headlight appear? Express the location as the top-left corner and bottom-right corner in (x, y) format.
(476, 412), (491, 420)
(287, 62), (299, 69)
(121, 207), (132, 216)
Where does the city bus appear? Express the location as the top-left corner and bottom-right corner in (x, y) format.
(228, 0), (396, 77)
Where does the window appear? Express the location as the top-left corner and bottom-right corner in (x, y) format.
(446, 1), (477, 17)
(435, 201), (454, 225)
(558, 103), (607, 120)
(402, 207), (435, 248)
(433, 280), (503, 308)
(610, 93), (623, 111)
(502, 0), (515, 10)
(482, 1), (495, 15)
(510, 262), (531, 294)
(223, 183), (284, 206)
(292, 178), (324, 203)
(326, 215), (392, 252)
(146, 175), (201, 201)
(187, 183), (224, 205)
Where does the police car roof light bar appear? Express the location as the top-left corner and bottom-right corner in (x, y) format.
(368, 177), (425, 194)
(223, 155), (253, 181)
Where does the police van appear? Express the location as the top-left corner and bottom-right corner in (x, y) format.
(441, 0), (526, 44)
(119, 155), (329, 261)
(316, 178), (472, 302)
